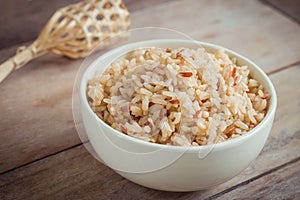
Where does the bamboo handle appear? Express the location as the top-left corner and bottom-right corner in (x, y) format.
(0, 42), (44, 83)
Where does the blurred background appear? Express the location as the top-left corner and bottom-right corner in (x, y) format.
(0, 0), (299, 50)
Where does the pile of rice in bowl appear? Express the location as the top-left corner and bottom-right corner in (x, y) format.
(87, 46), (269, 146)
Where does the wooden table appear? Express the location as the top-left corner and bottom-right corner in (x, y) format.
(0, 0), (299, 199)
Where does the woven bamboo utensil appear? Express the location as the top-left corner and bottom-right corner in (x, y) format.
(0, 0), (130, 83)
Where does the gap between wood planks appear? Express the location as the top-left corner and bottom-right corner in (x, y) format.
(0, 143), (82, 176)
(267, 60), (300, 74)
(259, 0), (300, 25)
(206, 157), (300, 200)
(0, 63), (299, 186)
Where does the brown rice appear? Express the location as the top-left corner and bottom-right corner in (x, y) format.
(87, 47), (269, 146)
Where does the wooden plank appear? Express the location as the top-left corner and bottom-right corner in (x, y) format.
(1, 0), (300, 173)
(0, 146), (115, 200)
(261, 0), (300, 23)
(214, 159), (300, 199)
(131, 0), (300, 73)
(0, 0), (79, 49)
(1, 65), (299, 199)
(0, 0), (172, 50)
(0, 53), (82, 173)
(0, 0), (173, 174)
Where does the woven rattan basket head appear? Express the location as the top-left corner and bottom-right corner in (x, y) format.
(0, 0), (130, 83)
(38, 0), (131, 58)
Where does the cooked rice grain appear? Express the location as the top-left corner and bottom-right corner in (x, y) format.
(87, 47), (269, 146)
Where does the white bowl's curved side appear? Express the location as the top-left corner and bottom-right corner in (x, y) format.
(117, 114), (274, 191)
(80, 39), (277, 191)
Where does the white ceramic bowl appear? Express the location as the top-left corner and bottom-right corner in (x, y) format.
(80, 40), (277, 191)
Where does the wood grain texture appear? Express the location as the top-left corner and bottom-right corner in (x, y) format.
(214, 159), (300, 199)
(0, 0), (171, 173)
(1, 1), (300, 198)
(131, 0), (300, 73)
(0, 0), (172, 50)
(0, 0), (79, 49)
(1, 65), (299, 199)
(1, 0), (300, 175)
(261, 0), (300, 23)
(0, 53), (82, 173)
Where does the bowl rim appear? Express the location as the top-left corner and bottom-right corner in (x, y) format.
(80, 39), (277, 152)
